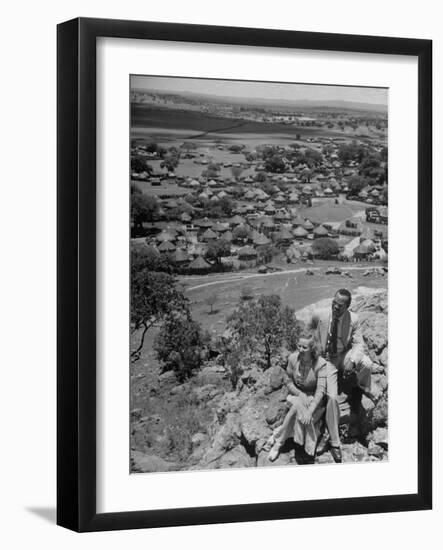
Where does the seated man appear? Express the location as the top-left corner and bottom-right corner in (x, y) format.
(312, 288), (376, 463)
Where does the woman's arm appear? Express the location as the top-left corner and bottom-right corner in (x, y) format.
(285, 353), (302, 396)
(307, 364), (327, 415)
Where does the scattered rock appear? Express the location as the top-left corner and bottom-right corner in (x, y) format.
(241, 366), (262, 387)
(378, 347), (388, 367)
(268, 365), (286, 391)
(193, 384), (222, 403)
(265, 398), (289, 426)
(197, 365), (226, 385)
(368, 427), (388, 449)
(240, 402), (272, 450)
(368, 441), (384, 458)
(191, 432), (207, 448)
(131, 408), (143, 421)
(131, 451), (178, 473)
(170, 384), (185, 396)
(158, 371), (177, 387)
(216, 445), (255, 469)
(325, 266), (341, 275)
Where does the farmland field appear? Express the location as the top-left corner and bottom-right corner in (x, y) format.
(131, 104), (348, 139)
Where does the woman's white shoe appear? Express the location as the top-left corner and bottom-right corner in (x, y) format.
(268, 443), (281, 462)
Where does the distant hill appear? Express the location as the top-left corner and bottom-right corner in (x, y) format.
(132, 87), (387, 114)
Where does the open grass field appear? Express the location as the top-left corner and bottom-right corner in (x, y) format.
(130, 261), (387, 393)
(180, 262), (387, 335)
(132, 179), (189, 197)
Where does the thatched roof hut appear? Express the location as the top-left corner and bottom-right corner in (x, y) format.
(188, 255), (211, 271)
(253, 232), (271, 246)
(158, 240), (176, 253)
(293, 226), (309, 238)
(313, 225), (329, 238)
(237, 245), (258, 259)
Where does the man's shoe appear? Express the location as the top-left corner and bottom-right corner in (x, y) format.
(330, 446), (342, 463)
(316, 433), (329, 455)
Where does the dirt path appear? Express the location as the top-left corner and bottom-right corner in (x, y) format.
(185, 266), (381, 292)
(187, 121), (246, 139)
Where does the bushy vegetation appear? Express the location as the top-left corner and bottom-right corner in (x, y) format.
(154, 311), (208, 381)
(311, 237), (340, 259)
(131, 269), (188, 359)
(227, 294), (303, 370)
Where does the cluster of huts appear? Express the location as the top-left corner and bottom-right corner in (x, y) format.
(131, 139), (388, 272)
(133, 206), (387, 273)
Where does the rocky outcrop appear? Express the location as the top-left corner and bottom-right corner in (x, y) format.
(193, 289), (389, 469)
(132, 289), (388, 472)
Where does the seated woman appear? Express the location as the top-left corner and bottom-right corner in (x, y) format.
(268, 333), (335, 461)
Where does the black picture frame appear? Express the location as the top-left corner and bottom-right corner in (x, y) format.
(57, 17), (432, 532)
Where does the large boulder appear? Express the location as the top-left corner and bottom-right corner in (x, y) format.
(268, 365), (286, 391)
(217, 445), (256, 469)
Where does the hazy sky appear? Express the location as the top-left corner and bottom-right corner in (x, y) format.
(131, 75), (387, 105)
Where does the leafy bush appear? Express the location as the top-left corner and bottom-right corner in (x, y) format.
(227, 294), (303, 369)
(154, 311), (208, 381)
(311, 237), (340, 259)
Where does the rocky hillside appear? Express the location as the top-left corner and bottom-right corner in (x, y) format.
(131, 288), (388, 472)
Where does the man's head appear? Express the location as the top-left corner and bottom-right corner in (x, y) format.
(332, 289), (352, 318)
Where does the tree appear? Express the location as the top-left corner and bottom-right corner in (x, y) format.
(337, 141), (366, 165)
(359, 154), (385, 185)
(131, 270), (188, 359)
(160, 146), (180, 173)
(257, 243), (278, 264)
(145, 142), (166, 157)
(227, 294), (303, 369)
(347, 175), (366, 196)
(264, 155), (286, 173)
(255, 171), (267, 183)
(131, 245), (171, 274)
(228, 144), (244, 153)
(218, 196), (234, 216)
(131, 156), (148, 173)
(303, 148), (323, 168)
(311, 237), (340, 259)
(205, 239), (231, 265)
(258, 180), (274, 194)
(232, 224), (250, 242)
(244, 151), (257, 162)
(202, 162), (221, 179)
(205, 292), (218, 314)
(154, 310), (207, 381)
(300, 167), (313, 183)
(131, 194), (159, 233)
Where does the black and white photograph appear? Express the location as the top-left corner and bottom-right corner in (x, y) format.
(130, 76), (389, 472)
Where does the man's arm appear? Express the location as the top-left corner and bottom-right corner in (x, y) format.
(348, 313), (365, 362)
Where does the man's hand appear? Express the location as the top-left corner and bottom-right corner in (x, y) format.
(343, 357), (355, 378)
